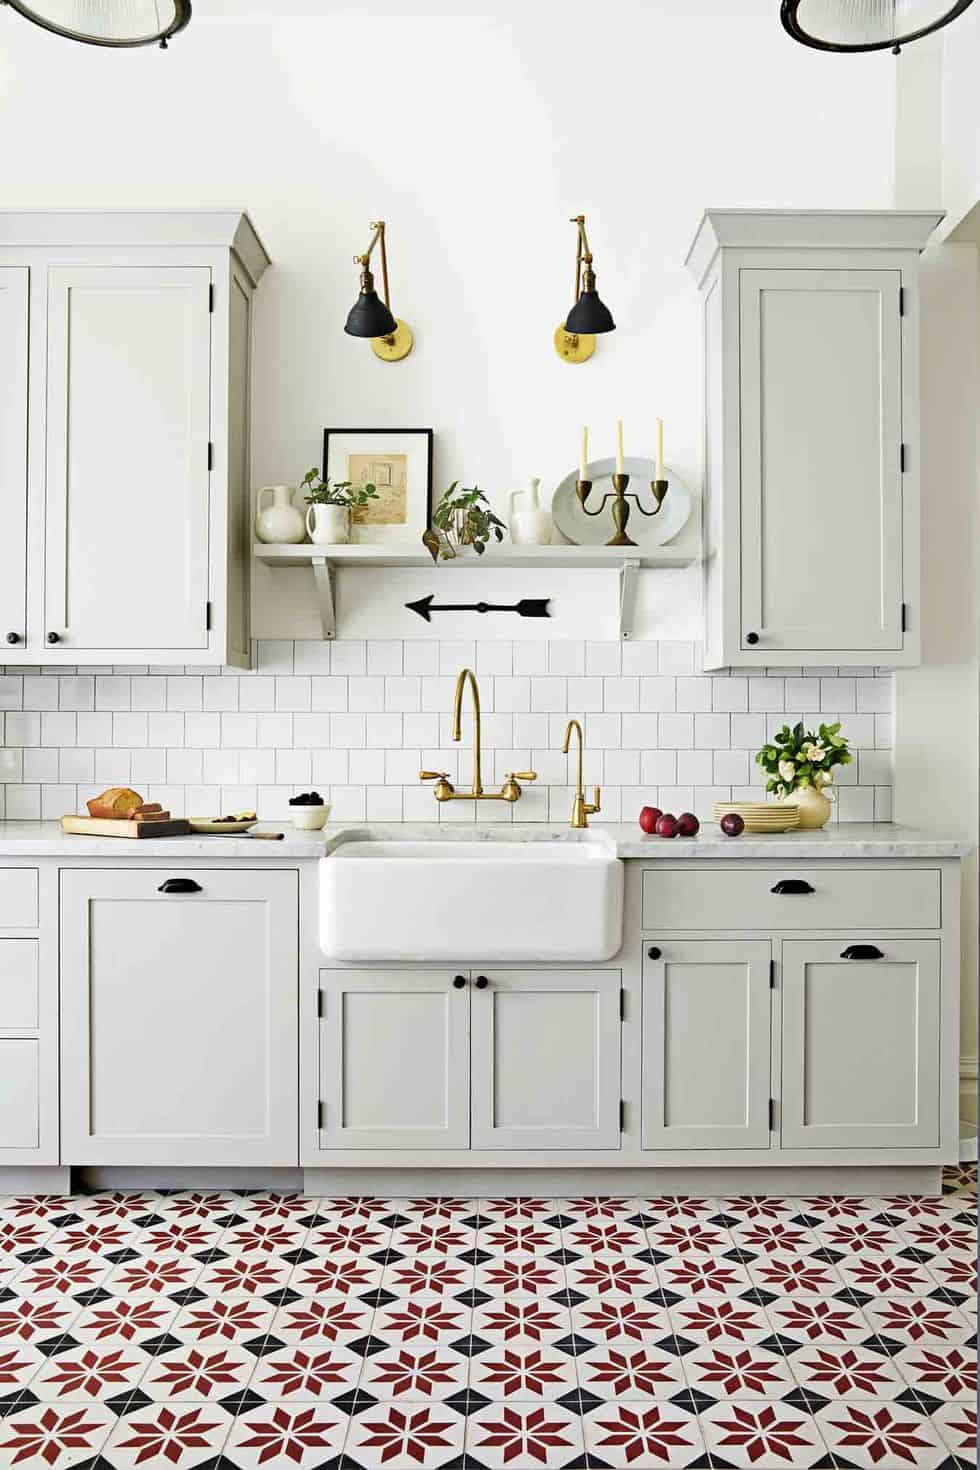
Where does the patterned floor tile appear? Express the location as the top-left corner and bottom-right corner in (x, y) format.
(892, 1342), (976, 1400)
(928, 1399), (977, 1457)
(861, 1294), (974, 1346)
(361, 1344), (469, 1401)
(139, 1341), (260, 1402)
(682, 1342), (798, 1401)
(31, 1341), (151, 1402)
(344, 1400), (465, 1468)
(575, 1343), (685, 1399)
(464, 1400), (584, 1468)
(222, 1401), (350, 1467)
(99, 1401), (236, 1466)
(0, 1401), (118, 1467)
(699, 1399), (828, 1467)
(668, 1291), (773, 1344)
(814, 1400), (951, 1469)
(763, 1294), (873, 1345)
(583, 1401), (707, 1468)
(251, 1343), (363, 1401)
(786, 1343), (907, 1400)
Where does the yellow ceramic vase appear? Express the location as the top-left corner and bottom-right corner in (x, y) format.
(783, 785), (832, 829)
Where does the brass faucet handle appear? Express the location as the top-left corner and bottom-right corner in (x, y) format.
(419, 770), (450, 781)
(419, 770), (455, 802)
(506, 771), (538, 782)
(588, 785), (602, 814)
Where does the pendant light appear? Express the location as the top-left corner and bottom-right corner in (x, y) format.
(1, 0), (191, 48)
(555, 215), (616, 365)
(781, 0), (975, 54)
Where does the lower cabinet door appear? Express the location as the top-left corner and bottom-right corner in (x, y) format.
(642, 940), (772, 1149)
(60, 869), (298, 1166)
(0, 1040), (39, 1150)
(470, 970), (621, 1150)
(318, 970), (470, 1149)
(781, 939), (940, 1149)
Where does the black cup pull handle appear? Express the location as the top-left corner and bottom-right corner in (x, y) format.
(158, 878), (202, 894)
(771, 879), (815, 895)
(841, 944), (884, 961)
(474, 975), (489, 990)
(648, 946), (662, 960)
(452, 975), (467, 989)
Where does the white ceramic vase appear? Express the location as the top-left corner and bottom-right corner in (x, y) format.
(509, 477), (553, 546)
(783, 785), (832, 829)
(255, 485), (305, 544)
(306, 503), (350, 545)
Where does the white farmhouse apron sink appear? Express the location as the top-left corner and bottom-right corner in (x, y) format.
(320, 836), (624, 962)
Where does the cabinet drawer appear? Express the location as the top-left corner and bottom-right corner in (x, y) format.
(0, 1039), (39, 1148)
(0, 940), (38, 1028)
(0, 869), (38, 928)
(642, 866), (940, 931)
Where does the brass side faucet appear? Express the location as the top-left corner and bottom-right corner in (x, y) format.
(420, 668), (537, 803)
(562, 718), (601, 828)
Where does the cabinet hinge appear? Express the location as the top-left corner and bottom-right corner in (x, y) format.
(901, 602), (908, 633)
(317, 1101), (324, 1131)
(208, 283), (215, 313)
(769, 959), (776, 989)
(899, 285), (905, 316)
(768, 1098), (775, 1132)
(205, 601), (212, 632)
(207, 442), (214, 472)
(619, 1099), (625, 1132)
(619, 989), (625, 1022)
(317, 988), (323, 1019)
(899, 443), (907, 473)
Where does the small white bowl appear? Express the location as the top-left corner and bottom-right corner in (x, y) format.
(291, 804), (330, 830)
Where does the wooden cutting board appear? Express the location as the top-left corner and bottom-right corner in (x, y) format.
(61, 815), (192, 839)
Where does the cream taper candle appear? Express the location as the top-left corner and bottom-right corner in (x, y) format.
(656, 418), (664, 481)
(616, 419), (624, 476)
(580, 427), (588, 482)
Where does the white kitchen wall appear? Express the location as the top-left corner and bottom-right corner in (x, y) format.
(0, 644), (893, 825)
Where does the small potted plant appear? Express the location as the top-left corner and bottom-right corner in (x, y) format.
(755, 721), (852, 829)
(302, 468), (379, 545)
(423, 482), (506, 561)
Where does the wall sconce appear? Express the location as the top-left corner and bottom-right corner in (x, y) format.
(554, 214), (616, 364)
(344, 220), (414, 363)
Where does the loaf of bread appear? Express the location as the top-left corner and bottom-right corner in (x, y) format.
(86, 787), (144, 820)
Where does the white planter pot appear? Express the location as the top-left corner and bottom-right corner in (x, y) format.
(306, 504), (350, 545)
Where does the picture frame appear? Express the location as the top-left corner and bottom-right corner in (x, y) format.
(322, 428), (434, 545)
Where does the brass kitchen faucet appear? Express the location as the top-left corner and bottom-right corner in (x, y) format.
(419, 668), (537, 803)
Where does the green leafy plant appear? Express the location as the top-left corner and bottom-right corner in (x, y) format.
(423, 482), (506, 562)
(756, 721), (852, 800)
(301, 467), (379, 510)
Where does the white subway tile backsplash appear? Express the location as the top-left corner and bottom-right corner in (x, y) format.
(1, 642), (893, 824)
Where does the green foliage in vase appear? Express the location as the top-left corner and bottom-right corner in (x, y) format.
(301, 467), (379, 509)
(755, 721), (851, 799)
(425, 482), (506, 561)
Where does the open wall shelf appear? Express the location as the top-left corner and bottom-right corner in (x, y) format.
(253, 543), (697, 640)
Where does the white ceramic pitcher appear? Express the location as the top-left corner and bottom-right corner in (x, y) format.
(255, 485), (305, 544)
(306, 503), (351, 545)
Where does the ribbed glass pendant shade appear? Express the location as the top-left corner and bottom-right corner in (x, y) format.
(565, 289), (616, 336)
(782, 0), (974, 51)
(5, 0), (191, 46)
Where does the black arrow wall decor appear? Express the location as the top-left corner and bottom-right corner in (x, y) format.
(406, 594), (551, 623)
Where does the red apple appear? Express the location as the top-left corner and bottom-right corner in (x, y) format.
(677, 812), (700, 837)
(638, 806), (662, 834)
(655, 813), (679, 838)
(720, 812), (745, 837)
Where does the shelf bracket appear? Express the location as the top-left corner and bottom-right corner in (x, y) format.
(311, 558), (336, 641)
(619, 558), (640, 640)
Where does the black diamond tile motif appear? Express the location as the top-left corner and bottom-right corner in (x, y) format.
(861, 1333), (906, 1357)
(549, 1287), (587, 1307)
(456, 1247), (493, 1266)
(643, 1287), (683, 1308)
(346, 1335), (387, 1359)
(166, 1287), (207, 1306)
(332, 1387), (379, 1416)
(929, 1286), (970, 1305)
(192, 1247), (228, 1265)
(632, 1247), (668, 1266)
(833, 1288), (873, 1306)
(626, 1213), (657, 1228)
(213, 1213), (249, 1229)
(809, 1247), (846, 1263)
(262, 1287), (301, 1307)
(897, 1246), (935, 1263)
(443, 1388), (492, 1416)
(462, 1214), (493, 1230)
(34, 1332), (81, 1357)
(280, 1247), (317, 1265)
(660, 1334), (697, 1358)
(784, 1386), (832, 1413)
(722, 1248), (757, 1264)
(872, 1212), (905, 1226)
(895, 1387), (945, 1415)
(71, 1288), (113, 1306)
(448, 1334), (493, 1358)
(102, 1247), (141, 1265)
(0, 1289), (15, 1304)
(241, 1333), (283, 1358)
(669, 1387), (716, 1413)
(103, 1388), (154, 1417)
(453, 1287), (491, 1307)
(130, 1213), (165, 1228)
(757, 1334), (802, 1356)
(739, 1286), (779, 1306)
(0, 1389), (40, 1419)
(708, 1213), (741, 1228)
(15, 1247), (52, 1265)
(545, 1248), (581, 1266)
(789, 1213), (824, 1228)
(219, 1387), (268, 1415)
(552, 1333), (596, 1357)
(543, 1215), (575, 1229)
(557, 1387), (603, 1415)
(139, 1332), (183, 1357)
(377, 1213), (412, 1229)
(357, 1287), (397, 1308)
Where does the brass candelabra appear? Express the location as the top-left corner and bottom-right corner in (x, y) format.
(576, 472), (669, 547)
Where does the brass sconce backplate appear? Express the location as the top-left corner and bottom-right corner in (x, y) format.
(372, 319), (414, 362)
(553, 324), (596, 363)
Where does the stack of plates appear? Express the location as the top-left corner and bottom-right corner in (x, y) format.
(713, 802), (800, 833)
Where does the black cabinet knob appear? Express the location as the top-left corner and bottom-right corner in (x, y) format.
(46, 632), (60, 645)
(746, 632), (760, 645)
(5, 632), (20, 645)
(474, 975), (489, 990)
(452, 975), (466, 989)
(158, 878), (202, 894)
(647, 946), (662, 960)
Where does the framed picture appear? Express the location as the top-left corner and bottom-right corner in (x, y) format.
(322, 428), (434, 545)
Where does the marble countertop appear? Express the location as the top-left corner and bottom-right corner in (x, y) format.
(0, 820), (969, 859)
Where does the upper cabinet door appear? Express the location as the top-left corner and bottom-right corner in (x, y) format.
(44, 267), (211, 654)
(0, 269), (29, 650)
(739, 268), (904, 653)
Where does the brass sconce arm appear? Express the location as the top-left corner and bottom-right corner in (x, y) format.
(355, 220), (392, 308)
(571, 214), (594, 300)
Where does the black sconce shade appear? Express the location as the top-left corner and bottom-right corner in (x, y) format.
(781, 0), (975, 53)
(345, 290), (398, 339)
(565, 288), (616, 336)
